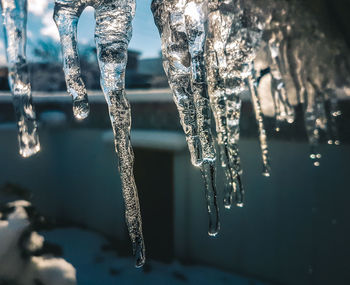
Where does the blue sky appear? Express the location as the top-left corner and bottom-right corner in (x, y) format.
(0, 0), (161, 64)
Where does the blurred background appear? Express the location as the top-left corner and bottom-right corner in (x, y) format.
(0, 0), (350, 285)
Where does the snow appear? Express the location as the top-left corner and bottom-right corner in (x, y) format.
(41, 228), (269, 285)
(25, 231), (45, 252)
(31, 256), (77, 285)
(0, 200), (77, 285)
(1, 199), (269, 284)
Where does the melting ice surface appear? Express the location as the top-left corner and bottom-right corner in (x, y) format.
(54, 0), (145, 268)
(1, 0), (40, 157)
(206, 0), (270, 209)
(151, 0), (220, 237)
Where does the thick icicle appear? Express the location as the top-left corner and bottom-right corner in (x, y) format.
(185, 1), (219, 236)
(151, 0), (201, 166)
(152, 0), (219, 236)
(246, 63), (271, 177)
(206, 3), (233, 209)
(264, 10), (295, 130)
(1, 0), (40, 157)
(54, 0), (89, 120)
(94, 0), (145, 267)
(206, 0), (266, 208)
(206, 1), (244, 209)
(54, 0), (145, 267)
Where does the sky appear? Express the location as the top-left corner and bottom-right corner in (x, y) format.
(0, 0), (161, 64)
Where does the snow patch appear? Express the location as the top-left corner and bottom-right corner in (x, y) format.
(0, 200), (77, 285)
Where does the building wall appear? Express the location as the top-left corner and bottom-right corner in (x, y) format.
(174, 139), (350, 285)
(0, 125), (349, 285)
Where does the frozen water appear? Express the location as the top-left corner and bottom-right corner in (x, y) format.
(54, 0), (90, 120)
(246, 63), (271, 177)
(152, 0), (219, 236)
(264, 7), (295, 129)
(1, 0), (40, 157)
(1, 0), (349, 264)
(254, 0), (347, 166)
(206, 0), (267, 206)
(206, 0), (244, 209)
(54, 0), (145, 267)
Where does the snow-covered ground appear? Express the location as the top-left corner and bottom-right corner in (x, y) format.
(0, 200), (76, 285)
(0, 199), (270, 285)
(41, 228), (269, 285)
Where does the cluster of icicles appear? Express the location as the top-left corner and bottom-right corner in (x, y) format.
(1, 0), (349, 267)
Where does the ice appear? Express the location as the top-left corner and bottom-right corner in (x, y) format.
(261, 3), (295, 132)
(206, 0), (267, 207)
(1, 0), (40, 157)
(152, 0), (219, 236)
(53, 0), (90, 120)
(54, 0), (145, 267)
(246, 63), (271, 177)
(1, 0), (349, 264)
(254, 0), (347, 166)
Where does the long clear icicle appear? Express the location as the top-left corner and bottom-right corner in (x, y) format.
(54, 0), (145, 267)
(246, 63), (271, 177)
(1, 0), (40, 157)
(152, 0), (219, 236)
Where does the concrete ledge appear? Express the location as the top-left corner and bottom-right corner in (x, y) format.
(102, 129), (188, 152)
(0, 89), (174, 103)
(1, 90), (349, 144)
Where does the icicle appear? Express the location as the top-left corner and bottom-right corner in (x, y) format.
(285, 30), (321, 165)
(1, 0), (40, 157)
(152, 0), (219, 236)
(287, 37), (305, 106)
(53, 0), (89, 120)
(151, 0), (201, 167)
(206, 0), (267, 208)
(267, 39), (295, 130)
(95, 1), (145, 267)
(225, 90), (244, 207)
(185, 1), (219, 235)
(265, 0), (347, 165)
(246, 63), (271, 177)
(261, 4), (297, 131)
(54, 0), (145, 268)
(205, 1), (245, 210)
